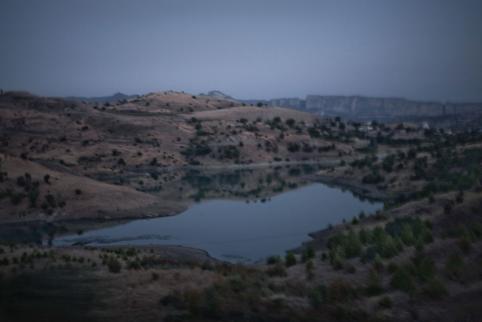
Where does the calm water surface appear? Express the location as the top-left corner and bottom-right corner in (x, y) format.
(55, 183), (382, 262)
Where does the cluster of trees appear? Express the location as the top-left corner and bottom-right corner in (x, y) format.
(326, 217), (433, 269)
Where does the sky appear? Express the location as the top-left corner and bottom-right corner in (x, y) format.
(0, 0), (481, 101)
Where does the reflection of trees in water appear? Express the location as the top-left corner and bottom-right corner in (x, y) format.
(0, 221), (68, 245)
(181, 165), (323, 202)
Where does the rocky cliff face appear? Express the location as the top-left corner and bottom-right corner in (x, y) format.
(264, 95), (482, 127)
(269, 98), (305, 110)
(305, 95), (481, 118)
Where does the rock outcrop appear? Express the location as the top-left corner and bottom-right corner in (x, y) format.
(304, 95), (481, 119)
(262, 95), (482, 127)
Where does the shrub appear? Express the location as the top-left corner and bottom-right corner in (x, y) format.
(326, 279), (357, 303)
(45, 194), (56, 208)
(378, 296), (392, 308)
(309, 285), (326, 308)
(307, 127), (321, 138)
(328, 230), (362, 259)
(387, 262), (398, 274)
(358, 228), (370, 244)
(344, 263), (356, 274)
(285, 252), (297, 267)
(390, 266), (415, 294)
(305, 260), (315, 280)
(362, 171), (384, 184)
(444, 253), (464, 280)
(266, 263), (287, 277)
(455, 190), (464, 204)
(411, 253), (436, 282)
(378, 235), (400, 258)
(28, 187), (39, 208)
(10, 192), (25, 205)
(400, 224), (415, 246)
(107, 258), (122, 273)
(287, 142), (300, 153)
(373, 254), (384, 272)
(285, 119), (296, 127)
(302, 246), (315, 262)
(330, 250), (344, 270)
(345, 231), (363, 258)
(217, 145), (240, 159)
(127, 260), (141, 270)
(182, 143), (212, 157)
(385, 217), (432, 247)
(422, 278), (448, 299)
(266, 255), (281, 265)
(457, 236), (472, 254)
(16, 175), (26, 187)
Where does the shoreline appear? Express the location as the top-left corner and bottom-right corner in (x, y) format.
(0, 169), (387, 262)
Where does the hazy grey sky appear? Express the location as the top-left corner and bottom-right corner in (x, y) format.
(1, 0), (481, 101)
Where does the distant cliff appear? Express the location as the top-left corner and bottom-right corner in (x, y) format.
(269, 98), (305, 110)
(261, 95), (482, 127)
(304, 95), (481, 119)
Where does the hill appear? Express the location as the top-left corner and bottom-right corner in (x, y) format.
(0, 90), (350, 222)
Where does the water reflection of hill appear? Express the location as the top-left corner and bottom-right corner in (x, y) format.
(0, 164), (366, 245)
(177, 164), (320, 203)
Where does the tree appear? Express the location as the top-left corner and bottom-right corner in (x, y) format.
(285, 118), (296, 127)
(302, 246), (315, 262)
(285, 252), (297, 267)
(390, 267), (415, 294)
(400, 224), (415, 246)
(107, 258), (122, 273)
(365, 269), (383, 296)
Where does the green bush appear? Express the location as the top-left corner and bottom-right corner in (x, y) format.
(218, 145), (240, 159)
(373, 254), (384, 272)
(28, 187), (39, 208)
(309, 284), (327, 308)
(444, 253), (464, 280)
(400, 224), (415, 245)
(378, 296), (392, 308)
(412, 255), (436, 282)
(328, 230), (362, 259)
(365, 269), (383, 296)
(385, 217), (432, 247)
(285, 252), (297, 267)
(422, 278), (448, 299)
(45, 194), (57, 208)
(387, 262), (399, 274)
(390, 266), (415, 294)
(302, 246), (315, 262)
(266, 255), (281, 265)
(181, 143), (212, 158)
(457, 236), (472, 254)
(362, 171), (384, 184)
(266, 263), (287, 277)
(10, 192), (25, 205)
(358, 228), (370, 244)
(329, 247), (345, 270)
(305, 260), (315, 280)
(326, 279), (357, 303)
(287, 142), (300, 153)
(107, 258), (122, 273)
